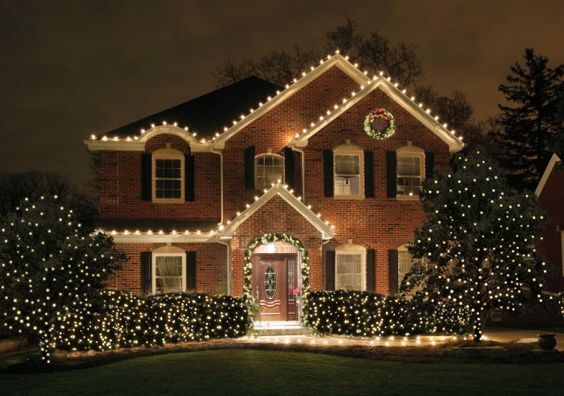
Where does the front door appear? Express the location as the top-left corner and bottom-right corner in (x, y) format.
(252, 253), (298, 321)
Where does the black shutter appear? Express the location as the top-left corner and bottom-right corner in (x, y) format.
(141, 153), (152, 201)
(366, 249), (376, 292)
(244, 146), (255, 189)
(386, 151), (397, 198)
(185, 154), (195, 201)
(425, 151), (435, 179)
(388, 249), (398, 295)
(186, 251), (196, 291)
(364, 150), (374, 197)
(141, 251), (152, 296)
(283, 147), (296, 189)
(323, 149), (334, 197)
(325, 250), (335, 290)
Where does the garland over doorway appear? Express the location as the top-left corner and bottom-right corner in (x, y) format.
(243, 233), (310, 319)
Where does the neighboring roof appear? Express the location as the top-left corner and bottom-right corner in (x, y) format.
(220, 183), (335, 240)
(290, 76), (465, 153)
(535, 153), (562, 197)
(103, 76), (281, 138)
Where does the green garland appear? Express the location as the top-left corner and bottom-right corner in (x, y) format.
(363, 108), (396, 139)
(243, 233), (310, 325)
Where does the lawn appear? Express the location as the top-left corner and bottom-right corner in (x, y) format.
(1, 349), (564, 396)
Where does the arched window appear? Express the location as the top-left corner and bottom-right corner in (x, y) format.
(335, 243), (366, 291)
(152, 148), (185, 202)
(396, 144), (425, 197)
(255, 153), (284, 189)
(333, 142), (364, 199)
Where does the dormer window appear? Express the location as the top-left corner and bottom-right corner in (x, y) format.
(255, 153), (284, 189)
(152, 148), (185, 202)
(333, 143), (364, 199)
(396, 145), (425, 197)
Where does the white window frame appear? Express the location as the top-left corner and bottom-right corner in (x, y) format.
(335, 243), (367, 291)
(396, 144), (425, 200)
(152, 148), (185, 203)
(152, 249), (186, 295)
(333, 143), (364, 200)
(254, 153), (285, 190)
(397, 245), (421, 289)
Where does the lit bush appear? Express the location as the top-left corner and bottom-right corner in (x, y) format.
(303, 290), (468, 336)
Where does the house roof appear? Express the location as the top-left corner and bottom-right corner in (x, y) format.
(535, 153), (562, 197)
(102, 76), (280, 139)
(220, 183), (335, 240)
(290, 75), (465, 153)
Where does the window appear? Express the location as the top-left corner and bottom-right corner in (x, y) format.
(334, 143), (364, 199)
(398, 247), (421, 289)
(152, 149), (184, 202)
(396, 146), (425, 197)
(255, 154), (284, 189)
(335, 244), (366, 291)
(153, 253), (186, 294)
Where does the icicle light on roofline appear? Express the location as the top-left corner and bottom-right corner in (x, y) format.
(89, 50), (463, 144)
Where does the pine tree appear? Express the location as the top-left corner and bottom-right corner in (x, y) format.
(403, 150), (547, 341)
(492, 48), (564, 190)
(0, 196), (125, 362)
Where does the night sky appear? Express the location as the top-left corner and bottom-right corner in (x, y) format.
(1, 0), (563, 186)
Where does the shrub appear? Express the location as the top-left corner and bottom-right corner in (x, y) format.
(49, 291), (249, 353)
(303, 290), (468, 336)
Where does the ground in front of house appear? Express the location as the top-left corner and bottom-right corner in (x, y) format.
(2, 349), (564, 396)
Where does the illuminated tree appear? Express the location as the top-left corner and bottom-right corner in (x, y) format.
(403, 150), (547, 341)
(0, 196), (125, 362)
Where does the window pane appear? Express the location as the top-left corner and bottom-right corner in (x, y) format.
(255, 155), (284, 189)
(154, 156), (183, 199)
(398, 251), (416, 288)
(336, 254), (362, 290)
(155, 256), (184, 294)
(335, 155), (359, 175)
(335, 175), (359, 196)
(397, 156), (420, 176)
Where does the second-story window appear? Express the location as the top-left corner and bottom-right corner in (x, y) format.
(333, 143), (364, 199)
(396, 146), (425, 197)
(152, 149), (185, 202)
(255, 154), (284, 189)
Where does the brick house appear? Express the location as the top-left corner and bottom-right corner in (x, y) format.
(535, 154), (564, 295)
(85, 53), (464, 323)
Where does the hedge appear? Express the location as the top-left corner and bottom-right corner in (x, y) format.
(302, 290), (468, 336)
(47, 291), (249, 353)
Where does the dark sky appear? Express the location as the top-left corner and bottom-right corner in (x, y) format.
(1, 0), (563, 186)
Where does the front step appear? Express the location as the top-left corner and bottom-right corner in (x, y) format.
(253, 321), (311, 336)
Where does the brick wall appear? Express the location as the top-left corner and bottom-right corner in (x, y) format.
(108, 242), (228, 295)
(99, 134), (221, 222)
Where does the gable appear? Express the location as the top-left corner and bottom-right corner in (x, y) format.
(291, 76), (464, 153)
(535, 153), (562, 198)
(220, 184), (334, 240)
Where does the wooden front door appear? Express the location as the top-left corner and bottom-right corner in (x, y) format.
(252, 254), (298, 321)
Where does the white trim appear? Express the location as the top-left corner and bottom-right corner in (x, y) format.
(111, 232), (216, 244)
(152, 148), (185, 203)
(85, 125), (212, 152)
(152, 252), (186, 295)
(535, 153), (561, 197)
(335, 243), (367, 291)
(220, 184), (334, 240)
(291, 79), (464, 153)
(211, 54), (369, 148)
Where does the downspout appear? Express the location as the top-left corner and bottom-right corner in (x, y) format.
(210, 144), (228, 293)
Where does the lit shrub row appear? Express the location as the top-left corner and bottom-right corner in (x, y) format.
(47, 291), (249, 352)
(302, 290), (468, 337)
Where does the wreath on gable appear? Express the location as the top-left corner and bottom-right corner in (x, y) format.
(363, 108), (396, 139)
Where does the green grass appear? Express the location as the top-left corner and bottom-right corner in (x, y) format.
(1, 349), (564, 396)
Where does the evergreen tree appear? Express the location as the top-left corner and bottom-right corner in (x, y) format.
(492, 48), (564, 190)
(403, 150), (547, 341)
(0, 196), (125, 362)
